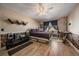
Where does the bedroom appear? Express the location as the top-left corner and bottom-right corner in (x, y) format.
(0, 3), (79, 56)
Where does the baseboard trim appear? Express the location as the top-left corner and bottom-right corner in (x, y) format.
(67, 39), (79, 53)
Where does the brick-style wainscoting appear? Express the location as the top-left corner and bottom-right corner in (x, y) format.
(68, 33), (79, 50)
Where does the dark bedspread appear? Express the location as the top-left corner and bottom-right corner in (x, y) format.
(30, 31), (52, 39)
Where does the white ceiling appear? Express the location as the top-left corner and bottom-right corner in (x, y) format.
(0, 3), (77, 21)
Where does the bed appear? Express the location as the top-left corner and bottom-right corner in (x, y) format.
(30, 29), (52, 40)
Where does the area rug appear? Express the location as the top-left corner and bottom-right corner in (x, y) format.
(8, 42), (33, 55)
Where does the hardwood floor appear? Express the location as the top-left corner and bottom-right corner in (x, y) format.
(12, 41), (49, 56)
(49, 40), (79, 56)
(0, 47), (8, 56)
(12, 39), (79, 56)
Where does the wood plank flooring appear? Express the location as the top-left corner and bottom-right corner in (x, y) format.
(12, 39), (79, 56)
(49, 40), (79, 56)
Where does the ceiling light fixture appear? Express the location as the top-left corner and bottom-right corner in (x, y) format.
(35, 3), (47, 16)
(35, 3), (54, 16)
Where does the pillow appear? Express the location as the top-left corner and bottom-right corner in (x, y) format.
(48, 27), (57, 32)
(38, 28), (43, 32)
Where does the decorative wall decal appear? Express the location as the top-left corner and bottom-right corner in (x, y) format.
(7, 18), (28, 25)
(21, 21), (26, 25)
(15, 20), (21, 25)
(8, 19), (14, 24)
(21, 21), (28, 25)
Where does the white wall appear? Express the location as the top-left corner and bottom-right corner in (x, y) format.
(0, 6), (40, 34)
(68, 4), (79, 34)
